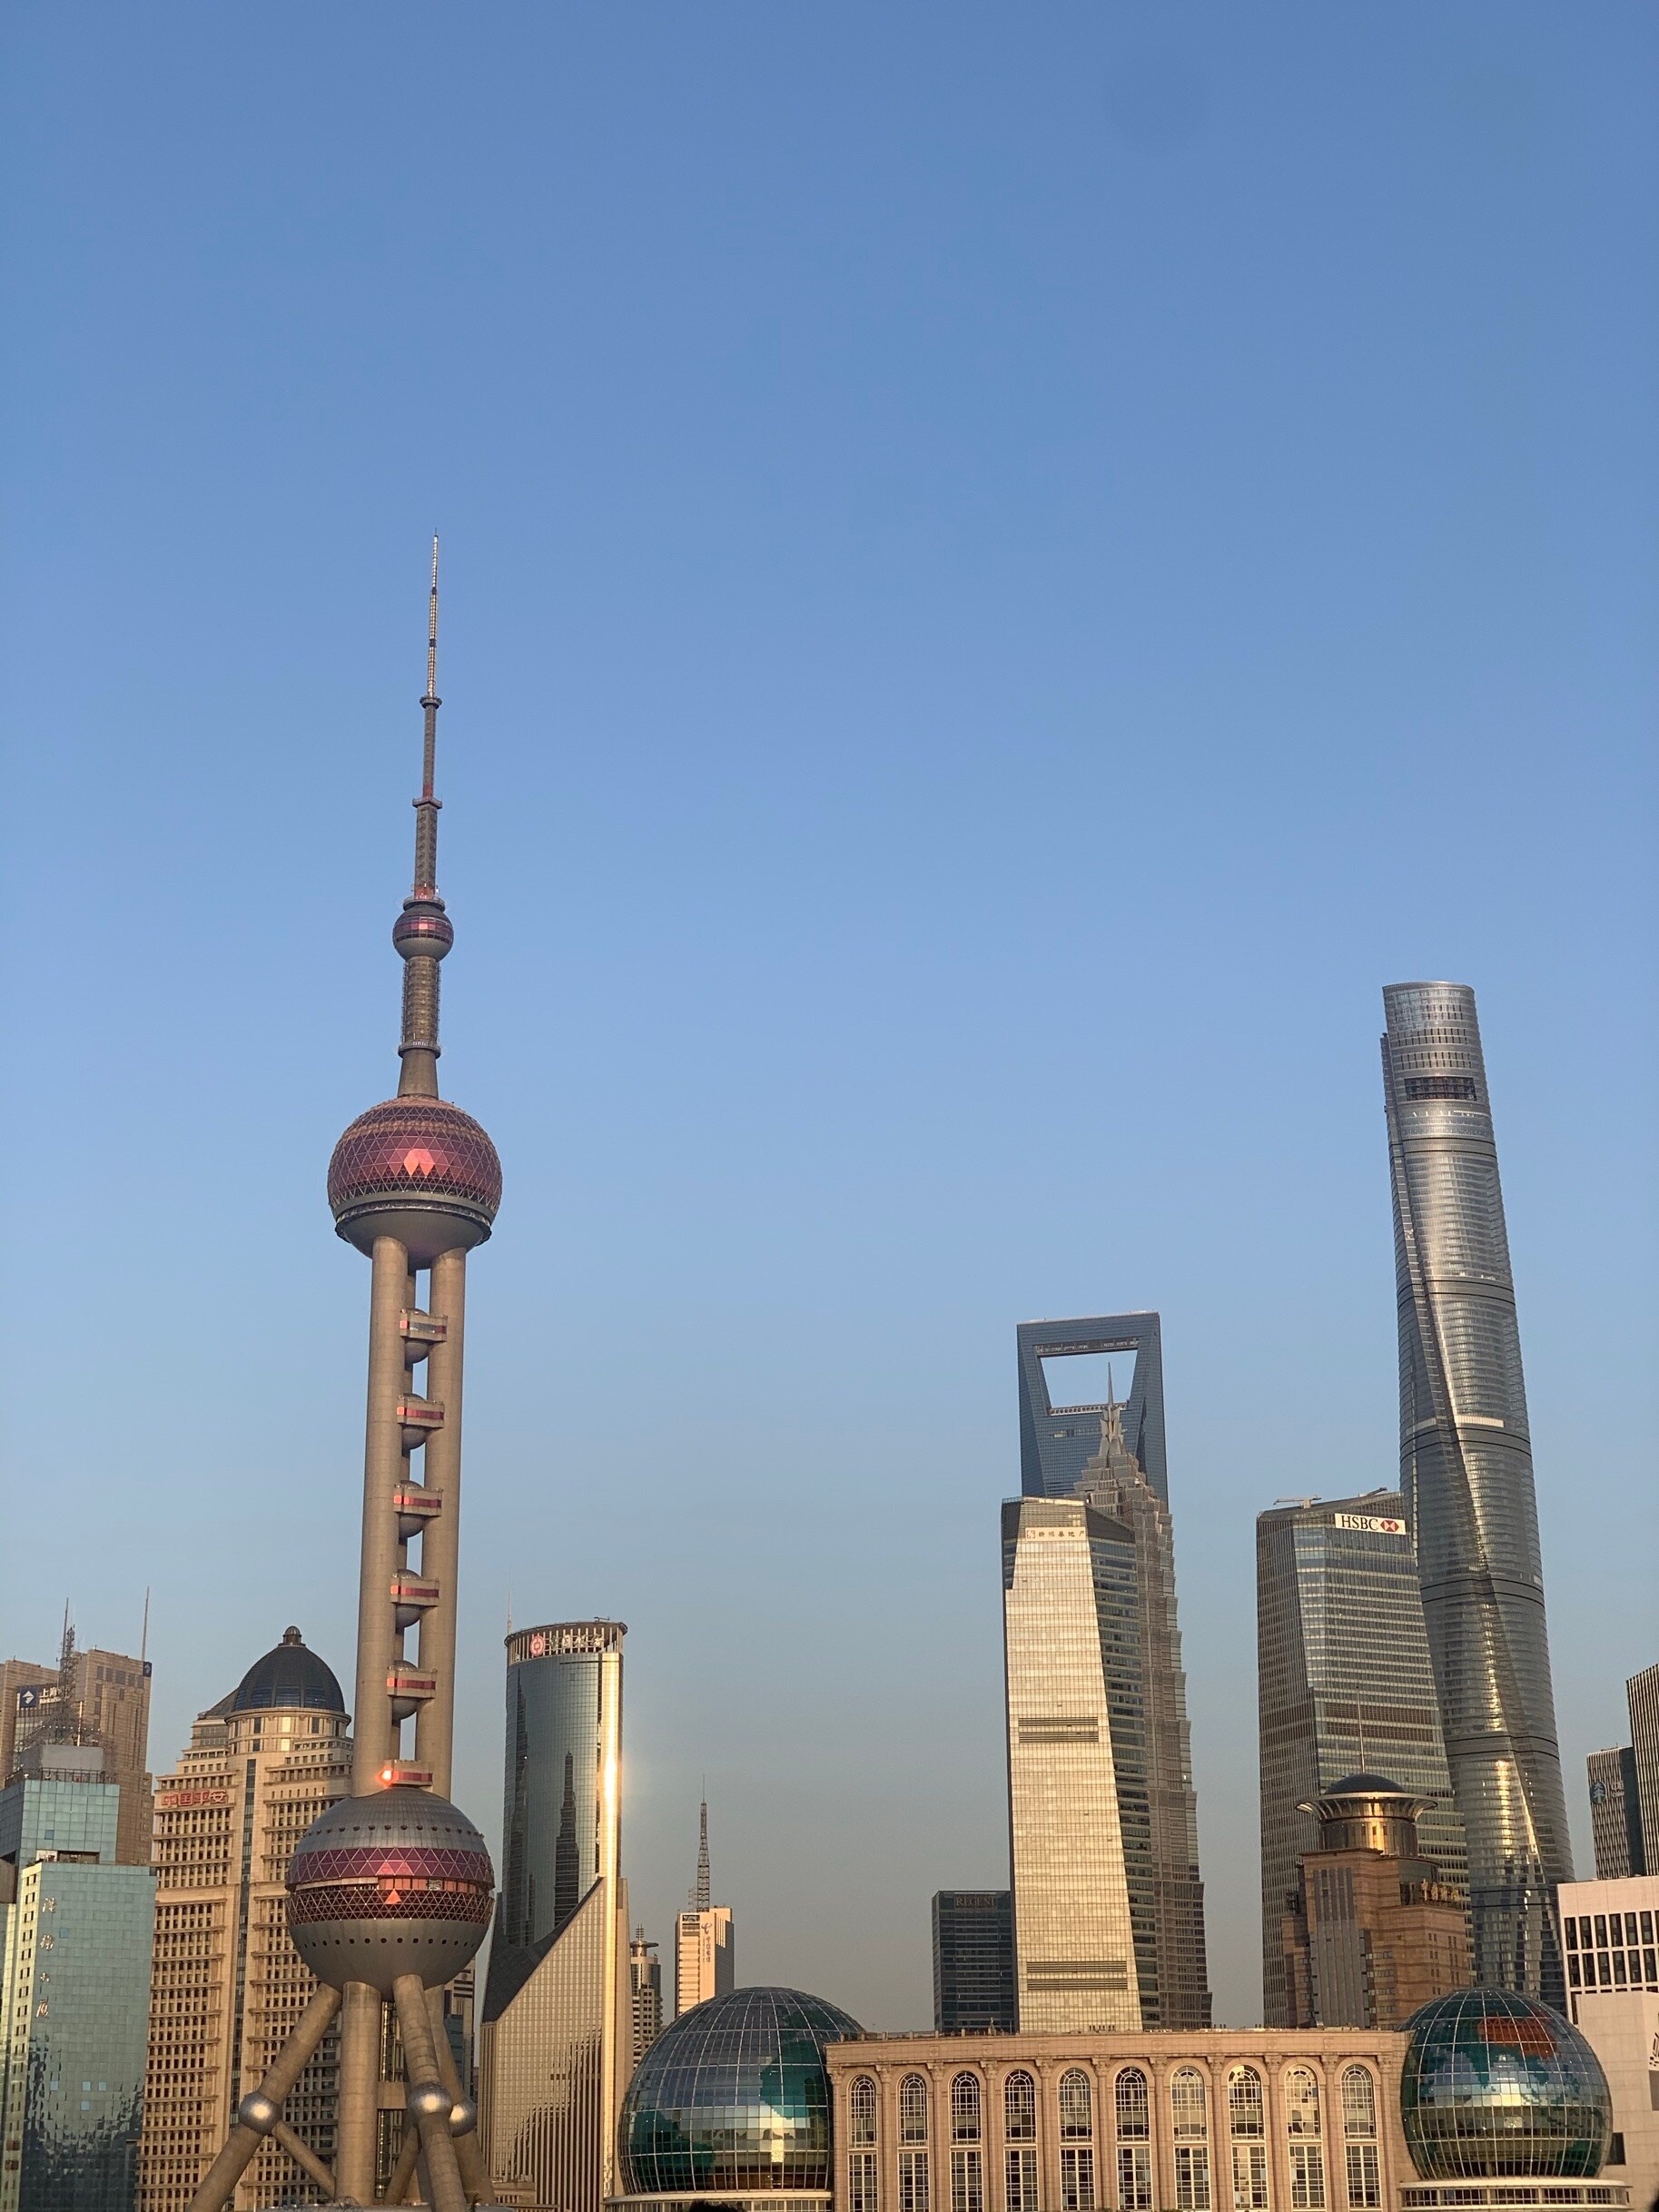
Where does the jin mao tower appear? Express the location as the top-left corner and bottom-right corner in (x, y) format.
(183, 549), (500, 2212)
(1381, 982), (1572, 2003)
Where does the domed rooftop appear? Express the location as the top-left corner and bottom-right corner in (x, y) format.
(1324, 1773), (1413, 1795)
(229, 1627), (346, 1715)
(618, 1986), (862, 2201)
(1401, 1989), (1611, 2181)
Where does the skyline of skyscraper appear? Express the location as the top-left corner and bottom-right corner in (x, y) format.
(1627, 1665), (1659, 1879)
(1587, 1749), (1645, 1883)
(479, 1619), (628, 2212)
(1017, 1313), (1167, 1505)
(1256, 1491), (1467, 2026)
(4, 1618), (153, 1870)
(1381, 981), (1574, 2004)
(931, 1889), (1015, 2032)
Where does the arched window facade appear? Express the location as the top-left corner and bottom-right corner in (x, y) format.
(901, 2078), (931, 2145)
(1339, 2069), (1378, 2211)
(948, 2077), (983, 2212)
(899, 2076), (931, 2212)
(1002, 2074), (1038, 2212)
(1170, 2069), (1211, 2212)
(1282, 2071), (1324, 2212)
(1058, 2071), (1094, 2212)
(1113, 2071), (1152, 2212)
(848, 2079), (879, 2212)
(1227, 2067), (1268, 2212)
(951, 2077), (982, 2144)
(851, 2079), (878, 2147)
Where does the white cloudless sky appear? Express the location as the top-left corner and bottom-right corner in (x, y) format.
(2, 3), (1655, 2027)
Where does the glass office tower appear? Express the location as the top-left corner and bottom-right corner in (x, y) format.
(1018, 1313), (1166, 1503)
(479, 1621), (628, 2212)
(1382, 983), (1574, 2002)
(1256, 1492), (1467, 2024)
(932, 1890), (1015, 2031)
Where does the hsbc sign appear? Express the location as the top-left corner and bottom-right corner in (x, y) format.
(1334, 1512), (1407, 1535)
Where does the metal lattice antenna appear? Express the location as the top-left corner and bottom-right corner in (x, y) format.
(395, 536), (453, 1099)
(696, 1796), (711, 1911)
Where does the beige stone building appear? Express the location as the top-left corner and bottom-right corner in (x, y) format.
(825, 2029), (1409, 2212)
(138, 1630), (351, 2212)
(3, 1634), (154, 1866)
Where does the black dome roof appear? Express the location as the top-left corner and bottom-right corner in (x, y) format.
(1323, 1773), (1411, 1795)
(229, 1627), (345, 1714)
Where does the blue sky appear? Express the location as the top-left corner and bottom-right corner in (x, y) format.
(3, 5), (1654, 2028)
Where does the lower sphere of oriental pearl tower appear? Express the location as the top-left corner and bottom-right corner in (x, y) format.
(287, 1788), (495, 1997)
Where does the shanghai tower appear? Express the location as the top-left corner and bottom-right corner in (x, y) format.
(1381, 982), (1572, 2005)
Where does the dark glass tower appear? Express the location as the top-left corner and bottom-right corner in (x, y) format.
(932, 1890), (1015, 2032)
(1382, 983), (1574, 2004)
(1256, 1492), (1467, 2023)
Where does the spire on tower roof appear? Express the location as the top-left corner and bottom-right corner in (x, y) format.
(393, 535), (454, 1100)
(695, 1797), (711, 1912)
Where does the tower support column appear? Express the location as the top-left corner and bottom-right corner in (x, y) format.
(416, 1246), (467, 1795)
(353, 1231), (410, 1792)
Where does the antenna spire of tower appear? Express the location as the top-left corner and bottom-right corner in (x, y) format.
(393, 535), (455, 1100)
(696, 1796), (711, 1911)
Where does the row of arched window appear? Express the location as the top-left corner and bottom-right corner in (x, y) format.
(847, 2066), (1380, 2212)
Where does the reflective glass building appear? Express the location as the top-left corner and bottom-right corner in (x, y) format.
(479, 1621), (628, 2212)
(1382, 984), (1574, 2004)
(0, 1853), (154, 2212)
(615, 1984), (860, 2212)
(1257, 1492), (1467, 2023)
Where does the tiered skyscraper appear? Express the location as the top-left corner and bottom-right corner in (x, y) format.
(1005, 1316), (1209, 2030)
(674, 1799), (735, 2016)
(1381, 982), (1573, 2002)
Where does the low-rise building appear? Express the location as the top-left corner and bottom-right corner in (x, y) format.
(825, 2029), (1408, 2212)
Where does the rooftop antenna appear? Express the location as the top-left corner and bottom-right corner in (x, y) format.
(140, 1587), (151, 1668)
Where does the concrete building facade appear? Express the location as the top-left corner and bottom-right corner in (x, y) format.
(135, 1631), (351, 2212)
(1627, 1667), (1659, 1879)
(5, 1629), (153, 1869)
(827, 2029), (1409, 2212)
(1559, 1876), (1658, 2212)
(628, 1931), (662, 2067)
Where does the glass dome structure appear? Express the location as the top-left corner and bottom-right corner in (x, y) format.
(618, 1986), (861, 2203)
(1401, 1989), (1612, 2180)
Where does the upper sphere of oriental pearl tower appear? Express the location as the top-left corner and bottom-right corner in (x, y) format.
(328, 1096), (501, 1265)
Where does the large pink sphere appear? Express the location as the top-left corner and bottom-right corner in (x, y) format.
(328, 1097), (501, 1264)
(286, 1789), (494, 1997)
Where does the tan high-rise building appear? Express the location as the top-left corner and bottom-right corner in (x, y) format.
(673, 1797), (735, 2019)
(4, 1624), (154, 1866)
(1281, 1776), (1471, 2029)
(137, 1629), (351, 2212)
(1003, 1493), (1141, 2032)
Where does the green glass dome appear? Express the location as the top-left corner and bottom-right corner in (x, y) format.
(619, 1986), (861, 2198)
(1401, 1989), (1612, 2180)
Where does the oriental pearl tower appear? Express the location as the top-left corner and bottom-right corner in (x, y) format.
(188, 547), (500, 2212)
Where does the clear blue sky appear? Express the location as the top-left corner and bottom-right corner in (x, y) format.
(3, 5), (1654, 2029)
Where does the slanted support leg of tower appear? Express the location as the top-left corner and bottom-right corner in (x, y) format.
(185, 1985), (341, 2212)
(392, 1973), (469, 2212)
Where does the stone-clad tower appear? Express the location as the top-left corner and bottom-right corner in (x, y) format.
(182, 548), (501, 2212)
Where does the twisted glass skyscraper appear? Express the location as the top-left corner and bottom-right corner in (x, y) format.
(1381, 982), (1573, 2004)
